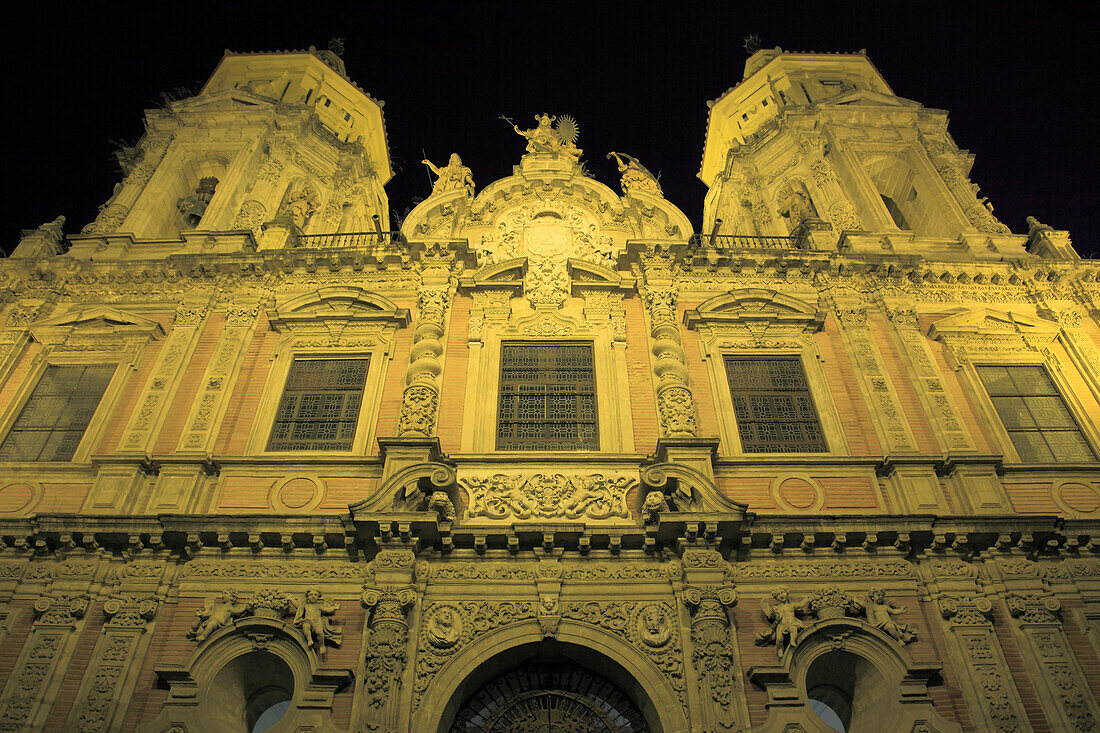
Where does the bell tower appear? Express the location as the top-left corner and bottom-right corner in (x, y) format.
(81, 45), (392, 245)
(699, 47), (1014, 249)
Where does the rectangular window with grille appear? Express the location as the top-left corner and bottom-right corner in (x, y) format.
(497, 342), (598, 451)
(724, 356), (827, 453)
(976, 365), (1095, 462)
(0, 364), (115, 461)
(267, 358), (369, 451)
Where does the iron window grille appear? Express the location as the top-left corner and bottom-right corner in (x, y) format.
(497, 342), (598, 451)
(724, 356), (827, 453)
(0, 364), (115, 461)
(267, 358), (369, 451)
(976, 364), (1095, 462)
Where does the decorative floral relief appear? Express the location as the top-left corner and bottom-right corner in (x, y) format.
(461, 473), (632, 520)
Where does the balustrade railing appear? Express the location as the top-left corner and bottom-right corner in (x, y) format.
(688, 233), (805, 251)
(297, 231), (399, 248)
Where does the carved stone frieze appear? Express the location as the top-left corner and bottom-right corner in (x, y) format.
(461, 473), (632, 521)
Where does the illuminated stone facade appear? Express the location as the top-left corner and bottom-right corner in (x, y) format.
(0, 45), (1098, 732)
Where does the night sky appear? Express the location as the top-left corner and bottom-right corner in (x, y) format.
(3, 2), (1096, 255)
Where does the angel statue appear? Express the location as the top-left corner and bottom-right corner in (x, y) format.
(291, 588), (342, 657)
(189, 590), (248, 642)
(421, 153), (475, 197)
(860, 588), (916, 644)
(755, 587), (811, 659)
(607, 152), (662, 196)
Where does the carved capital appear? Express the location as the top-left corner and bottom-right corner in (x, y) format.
(103, 595), (159, 628)
(1006, 593), (1061, 624)
(33, 593), (90, 626)
(938, 594), (993, 626)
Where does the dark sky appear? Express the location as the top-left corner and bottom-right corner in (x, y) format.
(4, 2), (1096, 255)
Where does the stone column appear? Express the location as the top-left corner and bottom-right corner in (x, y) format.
(359, 585), (416, 732)
(1006, 593), (1100, 731)
(64, 595), (158, 732)
(643, 285), (698, 437)
(832, 302), (918, 453)
(683, 584), (739, 730)
(0, 593), (90, 731)
(936, 594), (1031, 732)
(398, 275), (451, 438)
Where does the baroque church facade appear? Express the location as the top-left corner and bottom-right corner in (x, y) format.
(0, 44), (1097, 733)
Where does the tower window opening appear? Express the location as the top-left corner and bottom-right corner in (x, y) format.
(880, 194), (911, 230)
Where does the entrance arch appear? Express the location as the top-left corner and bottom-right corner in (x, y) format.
(412, 620), (689, 733)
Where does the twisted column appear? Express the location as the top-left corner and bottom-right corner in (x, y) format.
(644, 286), (698, 436)
(398, 283), (450, 437)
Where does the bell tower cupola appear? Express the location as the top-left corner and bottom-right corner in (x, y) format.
(699, 47), (1015, 250)
(81, 44), (392, 244)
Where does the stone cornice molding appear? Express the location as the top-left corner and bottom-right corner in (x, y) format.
(683, 287), (825, 333)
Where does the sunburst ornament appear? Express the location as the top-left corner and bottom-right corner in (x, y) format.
(554, 115), (579, 146)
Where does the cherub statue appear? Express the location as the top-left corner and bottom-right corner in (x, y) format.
(641, 490), (669, 525)
(427, 490), (456, 522)
(756, 587), (811, 659)
(189, 590), (248, 642)
(421, 153), (475, 197)
(860, 588), (916, 644)
(291, 588), (342, 657)
(607, 152), (662, 196)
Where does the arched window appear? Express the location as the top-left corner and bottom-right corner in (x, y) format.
(862, 154), (951, 237)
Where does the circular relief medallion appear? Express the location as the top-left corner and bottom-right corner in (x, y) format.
(635, 604), (671, 649)
(424, 605), (462, 649)
(1056, 482), (1100, 514)
(273, 477), (320, 511)
(0, 483), (38, 513)
(775, 477), (820, 510)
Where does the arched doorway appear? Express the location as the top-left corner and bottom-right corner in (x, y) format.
(439, 640), (659, 732)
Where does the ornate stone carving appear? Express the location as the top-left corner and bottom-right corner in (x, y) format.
(607, 151), (662, 196)
(858, 588), (916, 644)
(421, 154), (474, 197)
(562, 601), (686, 704)
(398, 283), (451, 437)
(461, 473), (632, 520)
(424, 606), (461, 649)
(103, 596), (159, 628)
(731, 559), (916, 579)
(683, 585), (739, 725)
(1006, 593), (1061, 624)
(360, 585), (416, 722)
(510, 113), (582, 161)
(828, 199), (863, 232)
(644, 285), (698, 437)
(965, 203), (1011, 235)
(427, 490), (456, 522)
(33, 593), (90, 625)
(805, 585), (860, 620)
(413, 602), (537, 711)
(755, 587), (809, 658)
(641, 490), (669, 524)
(188, 591), (248, 642)
(231, 200), (266, 239)
(290, 588), (341, 657)
(938, 594), (993, 626)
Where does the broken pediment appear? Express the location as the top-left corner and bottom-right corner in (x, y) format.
(928, 307), (1060, 340)
(29, 306), (165, 344)
(266, 286), (410, 331)
(683, 289), (825, 330)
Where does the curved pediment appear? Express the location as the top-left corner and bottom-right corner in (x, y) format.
(684, 289), (824, 330)
(267, 286), (409, 330)
(401, 165), (693, 270)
